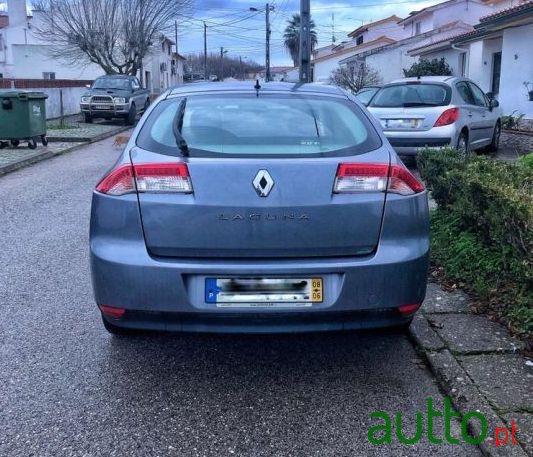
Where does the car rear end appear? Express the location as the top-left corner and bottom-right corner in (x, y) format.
(368, 79), (460, 155)
(90, 84), (429, 334)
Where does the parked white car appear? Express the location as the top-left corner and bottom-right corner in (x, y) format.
(367, 76), (502, 156)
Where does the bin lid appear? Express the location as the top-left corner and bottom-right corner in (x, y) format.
(0, 90), (48, 100)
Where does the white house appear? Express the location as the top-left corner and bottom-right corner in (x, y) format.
(361, 0), (517, 83)
(0, 0), (185, 93)
(312, 15), (403, 83)
(142, 36), (186, 93)
(0, 0), (102, 80)
(410, 1), (533, 121)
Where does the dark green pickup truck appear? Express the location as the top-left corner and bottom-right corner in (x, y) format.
(80, 75), (151, 125)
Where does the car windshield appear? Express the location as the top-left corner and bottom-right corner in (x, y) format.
(369, 83), (450, 107)
(92, 78), (131, 90)
(137, 93), (381, 157)
(355, 88), (379, 105)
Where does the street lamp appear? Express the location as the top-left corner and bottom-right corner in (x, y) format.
(250, 4), (275, 82)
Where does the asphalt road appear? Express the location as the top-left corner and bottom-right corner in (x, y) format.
(0, 137), (480, 456)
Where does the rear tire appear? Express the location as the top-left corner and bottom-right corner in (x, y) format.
(102, 316), (137, 336)
(41, 135), (48, 146)
(486, 122), (501, 153)
(10, 139), (20, 148)
(456, 131), (469, 159)
(84, 114), (93, 124)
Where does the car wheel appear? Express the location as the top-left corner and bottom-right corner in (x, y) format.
(41, 135), (48, 146)
(84, 114), (93, 124)
(126, 104), (137, 125)
(102, 316), (137, 336)
(456, 131), (469, 159)
(10, 139), (20, 148)
(486, 122), (501, 153)
(28, 138), (38, 150)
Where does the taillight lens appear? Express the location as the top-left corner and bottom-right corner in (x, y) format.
(333, 163), (424, 195)
(434, 107), (459, 127)
(397, 303), (421, 316)
(98, 304), (126, 319)
(96, 163), (193, 195)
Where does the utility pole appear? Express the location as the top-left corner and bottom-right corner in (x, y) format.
(299, 0), (311, 83)
(203, 22), (208, 80)
(265, 3), (271, 82)
(250, 4), (274, 82)
(175, 20), (178, 53)
(239, 56), (243, 80)
(220, 47), (227, 81)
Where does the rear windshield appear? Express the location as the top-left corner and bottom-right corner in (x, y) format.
(369, 83), (451, 108)
(136, 93), (381, 157)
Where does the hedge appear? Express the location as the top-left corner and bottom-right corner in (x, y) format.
(417, 149), (532, 336)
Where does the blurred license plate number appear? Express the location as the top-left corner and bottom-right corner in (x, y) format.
(205, 278), (323, 308)
(385, 119), (419, 128)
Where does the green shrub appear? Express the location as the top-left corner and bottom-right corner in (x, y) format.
(403, 58), (452, 77)
(417, 149), (533, 336)
(501, 111), (525, 130)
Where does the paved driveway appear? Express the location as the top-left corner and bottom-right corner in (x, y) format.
(0, 137), (480, 456)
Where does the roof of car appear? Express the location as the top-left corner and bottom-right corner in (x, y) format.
(389, 76), (457, 84)
(167, 81), (346, 97)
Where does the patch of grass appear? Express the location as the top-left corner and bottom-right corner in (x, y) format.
(418, 148), (532, 339)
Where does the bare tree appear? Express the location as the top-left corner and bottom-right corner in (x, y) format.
(32, 0), (192, 75)
(329, 64), (382, 93)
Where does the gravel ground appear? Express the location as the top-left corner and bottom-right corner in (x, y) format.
(0, 137), (480, 456)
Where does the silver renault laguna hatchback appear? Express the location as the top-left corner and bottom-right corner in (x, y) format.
(90, 82), (429, 335)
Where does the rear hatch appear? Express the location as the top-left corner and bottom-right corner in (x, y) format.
(368, 81), (452, 133)
(131, 91), (389, 258)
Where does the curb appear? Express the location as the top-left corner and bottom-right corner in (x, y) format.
(0, 126), (130, 177)
(409, 313), (529, 457)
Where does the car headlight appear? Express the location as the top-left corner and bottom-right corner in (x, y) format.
(81, 96), (91, 103)
(113, 97), (126, 104)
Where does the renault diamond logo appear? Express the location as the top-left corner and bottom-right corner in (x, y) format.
(253, 170), (274, 197)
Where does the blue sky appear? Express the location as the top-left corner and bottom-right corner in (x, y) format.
(178, 0), (439, 66)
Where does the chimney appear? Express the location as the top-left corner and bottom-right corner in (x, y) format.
(7, 0), (27, 28)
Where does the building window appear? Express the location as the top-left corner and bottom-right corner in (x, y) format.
(0, 73), (3, 79)
(415, 21), (421, 35)
(356, 35), (363, 45)
(43, 72), (56, 80)
(459, 52), (467, 77)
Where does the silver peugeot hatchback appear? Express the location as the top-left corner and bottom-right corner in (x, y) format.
(367, 76), (502, 156)
(90, 82), (429, 335)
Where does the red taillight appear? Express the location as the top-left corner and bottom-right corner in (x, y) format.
(96, 164), (135, 195)
(334, 163), (424, 195)
(96, 163), (193, 195)
(397, 303), (422, 316)
(98, 305), (126, 319)
(434, 107), (459, 127)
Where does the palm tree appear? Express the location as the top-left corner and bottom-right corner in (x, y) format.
(283, 14), (318, 67)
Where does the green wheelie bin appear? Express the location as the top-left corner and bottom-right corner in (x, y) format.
(0, 90), (49, 149)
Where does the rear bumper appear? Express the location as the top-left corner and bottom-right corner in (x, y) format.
(384, 125), (458, 155)
(90, 192), (430, 333)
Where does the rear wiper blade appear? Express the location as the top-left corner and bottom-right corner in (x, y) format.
(172, 98), (189, 156)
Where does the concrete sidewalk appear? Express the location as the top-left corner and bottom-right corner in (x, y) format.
(411, 282), (532, 456)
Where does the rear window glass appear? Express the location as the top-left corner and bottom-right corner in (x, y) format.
(136, 93), (381, 157)
(369, 83), (451, 108)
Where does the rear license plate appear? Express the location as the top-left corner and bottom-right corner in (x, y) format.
(383, 119), (420, 129)
(205, 278), (323, 308)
